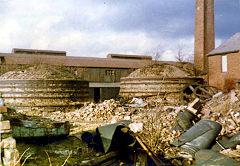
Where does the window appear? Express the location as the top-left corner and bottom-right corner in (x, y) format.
(105, 70), (115, 76)
(222, 55), (227, 72)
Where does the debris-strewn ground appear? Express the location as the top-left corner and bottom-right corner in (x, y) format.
(201, 90), (240, 137)
(19, 89), (239, 165)
(2, 63), (240, 165)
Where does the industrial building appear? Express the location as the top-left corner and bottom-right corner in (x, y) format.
(0, 48), (161, 102)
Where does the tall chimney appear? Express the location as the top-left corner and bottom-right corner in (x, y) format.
(194, 0), (215, 72)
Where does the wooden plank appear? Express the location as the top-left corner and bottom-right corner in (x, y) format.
(83, 151), (120, 166)
(136, 136), (166, 166)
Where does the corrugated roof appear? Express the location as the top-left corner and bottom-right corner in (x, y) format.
(207, 32), (240, 56)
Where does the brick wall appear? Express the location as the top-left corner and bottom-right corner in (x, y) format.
(208, 51), (240, 90)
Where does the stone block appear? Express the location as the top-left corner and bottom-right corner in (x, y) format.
(0, 106), (7, 113)
(4, 148), (19, 160)
(0, 120), (11, 130)
(3, 156), (20, 166)
(2, 137), (16, 148)
(0, 129), (11, 134)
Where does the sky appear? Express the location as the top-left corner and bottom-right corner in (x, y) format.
(0, 0), (239, 61)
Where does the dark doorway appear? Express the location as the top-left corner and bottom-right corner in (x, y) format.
(94, 88), (100, 103)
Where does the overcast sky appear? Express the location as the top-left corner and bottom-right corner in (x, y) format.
(0, 0), (239, 61)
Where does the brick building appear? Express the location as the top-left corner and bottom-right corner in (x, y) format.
(207, 32), (240, 90)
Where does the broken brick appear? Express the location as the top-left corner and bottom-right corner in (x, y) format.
(0, 120), (11, 130)
(0, 106), (7, 113)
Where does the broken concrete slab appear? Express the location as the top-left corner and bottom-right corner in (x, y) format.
(2, 137), (16, 149)
(4, 148), (19, 160)
(0, 120), (11, 130)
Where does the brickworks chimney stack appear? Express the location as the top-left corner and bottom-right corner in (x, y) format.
(194, 0), (215, 72)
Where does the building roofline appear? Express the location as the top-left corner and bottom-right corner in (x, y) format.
(0, 53), (175, 68)
(12, 48), (66, 56)
(207, 50), (239, 56)
(107, 53), (152, 60)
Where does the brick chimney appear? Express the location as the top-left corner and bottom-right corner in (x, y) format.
(194, 0), (215, 72)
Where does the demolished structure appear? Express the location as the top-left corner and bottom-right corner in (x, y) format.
(0, 0), (240, 165)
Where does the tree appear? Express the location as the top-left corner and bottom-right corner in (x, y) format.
(174, 45), (194, 63)
(145, 45), (163, 62)
(175, 47), (184, 62)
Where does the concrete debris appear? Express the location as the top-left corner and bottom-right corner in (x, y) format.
(0, 107), (20, 165)
(129, 122), (143, 133)
(2, 137), (16, 149)
(0, 120), (11, 130)
(125, 98), (147, 107)
(42, 99), (145, 125)
(51, 99), (126, 122)
(201, 90), (240, 137)
(7, 87), (240, 164)
(237, 145), (240, 150)
(213, 91), (223, 98)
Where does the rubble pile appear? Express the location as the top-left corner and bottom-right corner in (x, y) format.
(0, 64), (78, 80)
(201, 90), (240, 137)
(32, 90), (240, 164)
(48, 99), (127, 122)
(131, 90), (240, 164)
